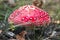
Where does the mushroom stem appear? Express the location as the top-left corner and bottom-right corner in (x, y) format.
(14, 22), (32, 27)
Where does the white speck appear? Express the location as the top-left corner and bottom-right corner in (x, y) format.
(22, 18), (25, 20)
(40, 11), (41, 12)
(34, 18), (36, 19)
(30, 18), (32, 20)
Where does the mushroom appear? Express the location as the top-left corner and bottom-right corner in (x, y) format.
(8, 5), (51, 27)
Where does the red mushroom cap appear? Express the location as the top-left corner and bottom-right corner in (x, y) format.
(8, 5), (51, 26)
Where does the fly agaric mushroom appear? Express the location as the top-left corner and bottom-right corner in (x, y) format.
(8, 5), (51, 26)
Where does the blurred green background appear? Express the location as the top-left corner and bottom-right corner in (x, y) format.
(0, 0), (60, 21)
